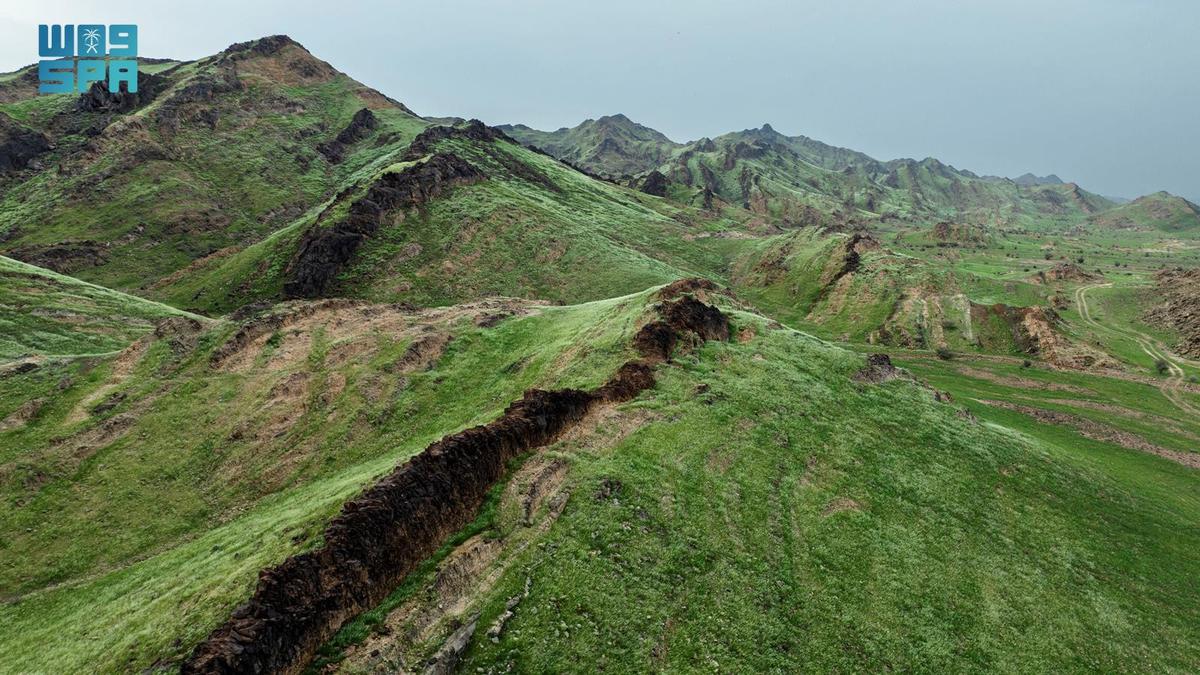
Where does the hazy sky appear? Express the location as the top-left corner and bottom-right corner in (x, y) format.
(3, 0), (1197, 200)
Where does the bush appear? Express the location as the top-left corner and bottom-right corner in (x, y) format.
(1154, 359), (1170, 375)
(1021, 360), (1032, 369)
(936, 347), (955, 360)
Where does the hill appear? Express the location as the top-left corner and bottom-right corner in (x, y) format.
(2, 33), (1200, 675)
(148, 119), (756, 314)
(0, 36), (429, 292)
(1088, 191), (1200, 232)
(499, 114), (680, 178)
(0, 255), (200, 360)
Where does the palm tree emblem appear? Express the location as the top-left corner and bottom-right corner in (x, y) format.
(82, 28), (102, 54)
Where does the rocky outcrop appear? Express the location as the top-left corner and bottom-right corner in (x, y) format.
(637, 170), (669, 197)
(316, 108), (378, 163)
(402, 119), (513, 161)
(154, 69), (244, 133)
(1028, 263), (1099, 285)
(283, 153), (483, 298)
(182, 294), (729, 675)
(1143, 268), (1200, 358)
(853, 353), (907, 384)
(74, 71), (166, 114)
(5, 240), (107, 273)
(0, 113), (50, 173)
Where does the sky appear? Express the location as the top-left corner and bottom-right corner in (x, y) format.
(3, 0), (1197, 201)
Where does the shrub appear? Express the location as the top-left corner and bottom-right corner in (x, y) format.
(1021, 360), (1032, 369)
(1154, 359), (1170, 375)
(936, 347), (955, 360)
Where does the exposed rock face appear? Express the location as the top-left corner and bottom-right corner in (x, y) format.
(1144, 268), (1200, 358)
(0, 113), (50, 173)
(283, 153), (483, 298)
(182, 294), (730, 675)
(402, 119), (512, 160)
(972, 303), (1114, 369)
(930, 221), (989, 245)
(316, 108), (378, 163)
(853, 353), (907, 383)
(154, 68), (244, 133)
(637, 169), (669, 197)
(5, 241), (107, 273)
(74, 71), (166, 114)
(1029, 263), (1099, 285)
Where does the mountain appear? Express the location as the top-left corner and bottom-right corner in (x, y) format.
(0, 36), (428, 293)
(1013, 172), (1064, 187)
(507, 117), (1115, 227)
(1088, 191), (1200, 232)
(499, 113), (680, 178)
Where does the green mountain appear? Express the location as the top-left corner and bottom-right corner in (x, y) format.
(0, 36), (428, 292)
(1088, 191), (1200, 232)
(503, 118), (1116, 227)
(498, 113), (680, 178)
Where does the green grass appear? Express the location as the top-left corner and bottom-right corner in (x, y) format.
(0, 256), (199, 360)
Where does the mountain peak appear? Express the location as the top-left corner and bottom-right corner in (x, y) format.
(221, 34), (305, 57)
(1014, 172), (1065, 187)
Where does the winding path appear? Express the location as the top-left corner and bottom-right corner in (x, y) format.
(1075, 283), (1200, 418)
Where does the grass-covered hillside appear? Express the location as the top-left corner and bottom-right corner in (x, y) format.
(151, 121), (756, 314)
(2, 33), (1199, 675)
(1089, 191), (1200, 233)
(2, 283), (1196, 673)
(0, 37), (428, 291)
(0, 255), (200, 360)
(499, 113), (680, 178)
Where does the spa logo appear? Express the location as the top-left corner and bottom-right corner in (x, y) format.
(38, 24), (138, 94)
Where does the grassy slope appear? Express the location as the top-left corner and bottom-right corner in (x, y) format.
(397, 308), (1196, 673)
(1089, 192), (1200, 233)
(0, 255), (198, 360)
(157, 131), (756, 314)
(0, 290), (650, 672)
(3, 286), (1196, 673)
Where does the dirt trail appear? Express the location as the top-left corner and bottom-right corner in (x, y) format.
(1075, 283), (1200, 418)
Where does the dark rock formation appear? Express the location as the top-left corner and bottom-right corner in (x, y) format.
(0, 113), (50, 173)
(401, 119), (512, 161)
(283, 153), (482, 298)
(316, 108), (378, 163)
(4, 240), (107, 273)
(637, 170), (669, 197)
(74, 71), (166, 114)
(154, 69), (244, 133)
(853, 353), (907, 383)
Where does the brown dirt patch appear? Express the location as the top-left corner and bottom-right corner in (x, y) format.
(822, 497), (863, 516)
